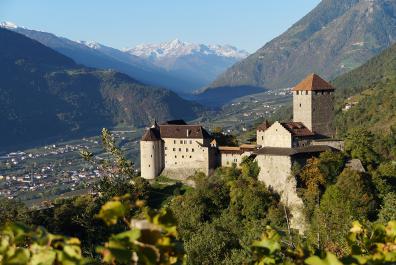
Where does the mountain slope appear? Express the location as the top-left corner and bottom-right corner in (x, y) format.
(126, 39), (248, 89)
(0, 28), (201, 150)
(208, 0), (396, 91)
(0, 23), (199, 94)
(332, 42), (396, 135)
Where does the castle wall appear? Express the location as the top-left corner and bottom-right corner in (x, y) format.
(311, 91), (334, 137)
(161, 138), (210, 179)
(220, 151), (253, 167)
(256, 154), (306, 233)
(293, 91), (313, 131)
(140, 140), (163, 180)
(263, 122), (292, 148)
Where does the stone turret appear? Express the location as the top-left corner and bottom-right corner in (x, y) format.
(292, 73), (335, 138)
(140, 125), (164, 180)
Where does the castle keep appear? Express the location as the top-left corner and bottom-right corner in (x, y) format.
(140, 73), (341, 231)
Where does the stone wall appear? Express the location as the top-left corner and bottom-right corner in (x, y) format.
(293, 90), (313, 130)
(263, 122), (292, 148)
(140, 140), (163, 180)
(162, 137), (210, 178)
(256, 154), (306, 233)
(311, 91), (334, 137)
(220, 151), (253, 167)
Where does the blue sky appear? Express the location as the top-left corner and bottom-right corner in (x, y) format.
(0, 0), (320, 52)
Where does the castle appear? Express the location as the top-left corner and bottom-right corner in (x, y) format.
(140, 73), (343, 231)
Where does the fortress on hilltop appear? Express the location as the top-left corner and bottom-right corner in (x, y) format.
(140, 73), (343, 231)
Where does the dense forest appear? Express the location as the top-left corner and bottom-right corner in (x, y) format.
(1, 126), (395, 264)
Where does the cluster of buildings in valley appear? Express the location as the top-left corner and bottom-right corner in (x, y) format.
(140, 73), (344, 232)
(0, 143), (101, 200)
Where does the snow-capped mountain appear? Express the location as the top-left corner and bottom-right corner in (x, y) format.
(125, 39), (248, 60)
(125, 39), (249, 89)
(0, 21), (19, 29)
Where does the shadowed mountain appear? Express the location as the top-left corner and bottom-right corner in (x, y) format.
(0, 28), (202, 151)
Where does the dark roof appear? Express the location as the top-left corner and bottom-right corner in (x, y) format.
(161, 120), (187, 125)
(255, 145), (334, 156)
(141, 127), (161, 141)
(281, 122), (315, 137)
(257, 120), (271, 131)
(159, 125), (211, 139)
(292, 73), (335, 92)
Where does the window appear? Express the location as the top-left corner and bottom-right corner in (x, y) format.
(179, 148), (181, 152)
(180, 140), (183, 144)
(174, 140), (176, 144)
(150, 155), (152, 157)
(182, 155), (184, 158)
(305, 91), (308, 95)
(173, 148), (176, 151)
(184, 140), (187, 144)
(192, 148), (195, 152)
(149, 165), (150, 167)
(189, 140), (192, 144)
(175, 155), (177, 158)
(190, 156), (192, 158)
(299, 103), (302, 107)
(175, 162), (177, 165)
(296, 91), (299, 95)
(165, 147), (167, 150)
(262, 136), (264, 140)
(186, 148), (189, 152)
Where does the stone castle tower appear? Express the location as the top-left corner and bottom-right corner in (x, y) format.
(292, 73), (335, 138)
(140, 123), (164, 180)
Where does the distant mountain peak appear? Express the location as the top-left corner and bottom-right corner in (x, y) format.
(78, 40), (102, 49)
(125, 39), (249, 59)
(0, 21), (19, 29)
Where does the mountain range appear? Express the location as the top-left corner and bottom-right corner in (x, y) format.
(205, 0), (396, 97)
(0, 22), (247, 95)
(125, 39), (248, 90)
(0, 27), (202, 151)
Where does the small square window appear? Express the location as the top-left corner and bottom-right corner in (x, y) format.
(180, 140), (183, 144)
(190, 156), (192, 158)
(184, 140), (187, 144)
(165, 147), (168, 150)
(173, 148), (176, 151)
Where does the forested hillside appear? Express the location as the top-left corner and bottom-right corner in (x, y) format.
(0, 28), (201, 151)
(332, 42), (396, 137)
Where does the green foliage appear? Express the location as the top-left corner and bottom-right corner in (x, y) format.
(170, 168), (286, 264)
(378, 192), (396, 224)
(0, 223), (90, 265)
(96, 196), (184, 265)
(240, 156), (261, 180)
(345, 128), (380, 166)
(0, 198), (30, 227)
(309, 169), (377, 255)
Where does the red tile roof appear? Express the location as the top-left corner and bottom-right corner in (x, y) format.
(280, 122), (315, 137)
(292, 73), (335, 92)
